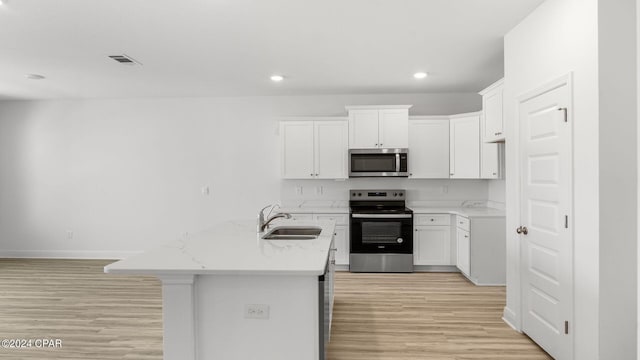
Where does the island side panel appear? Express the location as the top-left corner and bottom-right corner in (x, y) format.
(196, 274), (320, 360)
(159, 275), (196, 360)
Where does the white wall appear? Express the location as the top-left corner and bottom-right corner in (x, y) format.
(0, 93), (482, 258)
(598, 0), (638, 358)
(504, 0), (600, 359)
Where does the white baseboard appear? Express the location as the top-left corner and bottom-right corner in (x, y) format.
(0, 250), (143, 260)
(502, 306), (521, 332)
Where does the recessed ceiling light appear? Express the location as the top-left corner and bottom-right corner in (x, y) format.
(270, 75), (284, 82)
(413, 72), (428, 79)
(25, 74), (46, 80)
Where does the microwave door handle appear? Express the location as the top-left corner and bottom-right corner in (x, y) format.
(396, 153), (400, 172)
(351, 214), (413, 219)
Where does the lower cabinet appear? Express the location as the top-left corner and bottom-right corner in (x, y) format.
(414, 225), (452, 265)
(455, 215), (506, 285)
(313, 214), (349, 266)
(456, 226), (471, 276)
(413, 214), (452, 266)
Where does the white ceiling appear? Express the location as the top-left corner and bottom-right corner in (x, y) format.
(0, 0), (544, 100)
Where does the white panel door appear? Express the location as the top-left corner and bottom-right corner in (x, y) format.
(519, 79), (572, 360)
(481, 141), (500, 179)
(348, 110), (379, 148)
(408, 119), (450, 178)
(280, 121), (314, 179)
(379, 109), (409, 148)
(414, 226), (451, 265)
(314, 121), (348, 179)
(456, 227), (470, 276)
(450, 115), (480, 179)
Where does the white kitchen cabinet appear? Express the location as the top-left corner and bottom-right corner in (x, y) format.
(313, 213), (350, 266)
(379, 109), (409, 148)
(347, 109), (379, 149)
(449, 113), (480, 179)
(414, 225), (452, 266)
(479, 78), (505, 143)
(280, 120), (348, 179)
(346, 105), (411, 149)
(480, 140), (500, 179)
(455, 215), (506, 285)
(456, 226), (471, 276)
(332, 226), (349, 266)
(408, 117), (450, 179)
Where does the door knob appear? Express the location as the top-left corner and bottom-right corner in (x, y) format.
(516, 226), (529, 235)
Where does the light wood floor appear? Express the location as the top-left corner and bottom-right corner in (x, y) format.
(0, 259), (550, 359)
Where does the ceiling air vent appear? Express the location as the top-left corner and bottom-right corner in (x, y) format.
(108, 54), (142, 65)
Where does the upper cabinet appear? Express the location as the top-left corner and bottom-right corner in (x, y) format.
(408, 117), (450, 179)
(449, 113), (481, 179)
(346, 105), (411, 149)
(280, 119), (348, 179)
(479, 78), (505, 143)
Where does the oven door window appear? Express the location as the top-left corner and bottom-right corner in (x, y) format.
(351, 154), (397, 172)
(350, 217), (413, 254)
(362, 222), (402, 244)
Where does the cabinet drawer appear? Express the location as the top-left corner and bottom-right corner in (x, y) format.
(456, 216), (470, 231)
(314, 214), (349, 225)
(414, 214), (451, 226)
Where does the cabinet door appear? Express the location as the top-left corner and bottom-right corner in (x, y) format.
(482, 85), (504, 142)
(450, 115), (480, 179)
(480, 141), (500, 179)
(314, 121), (348, 179)
(280, 121), (314, 179)
(379, 109), (409, 148)
(348, 110), (379, 149)
(333, 225), (349, 266)
(414, 226), (451, 265)
(408, 119), (450, 179)
(456, 227), (470, 276)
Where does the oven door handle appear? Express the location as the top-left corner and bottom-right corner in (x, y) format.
(351, 214), (413, 219)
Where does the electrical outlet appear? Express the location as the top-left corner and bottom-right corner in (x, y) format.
(244, 304), (270, 319)
(201, 186), (210, 196)
(66, 231), (73, 240)
(316, 186), (323, 195)
(295, 186), (303, 196)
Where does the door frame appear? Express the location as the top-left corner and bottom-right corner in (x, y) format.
(516, 73), (575, 359)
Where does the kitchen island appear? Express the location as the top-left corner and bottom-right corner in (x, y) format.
(105, 219), (336, 360)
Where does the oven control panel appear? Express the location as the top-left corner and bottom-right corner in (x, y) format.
(350, 189), (406, 200)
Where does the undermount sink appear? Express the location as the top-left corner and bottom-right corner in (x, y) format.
(261, 226), (322, 240)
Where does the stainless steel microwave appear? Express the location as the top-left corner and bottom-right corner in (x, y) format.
(349, 148), (409, 177)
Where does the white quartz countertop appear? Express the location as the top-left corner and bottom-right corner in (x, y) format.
(279, 206), (349, 214)
(104, 220), (335, 276)
(410, 207), (505, 218)
(279, 205), (504, 218)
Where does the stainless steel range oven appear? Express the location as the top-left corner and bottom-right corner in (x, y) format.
(349, 189), (413, 273)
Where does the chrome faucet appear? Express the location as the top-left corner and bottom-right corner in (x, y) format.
(258, 204), (291, 232)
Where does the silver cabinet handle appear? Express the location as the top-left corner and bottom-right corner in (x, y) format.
(380, 143), (383, 147)
(494, 132), (502, 136)
(315, 173), (319, 176)
(430, 219), (434, 222)
(450, 173), (454, 176)
(516, 226), (529, 235)
(464, 235), (469, 238)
